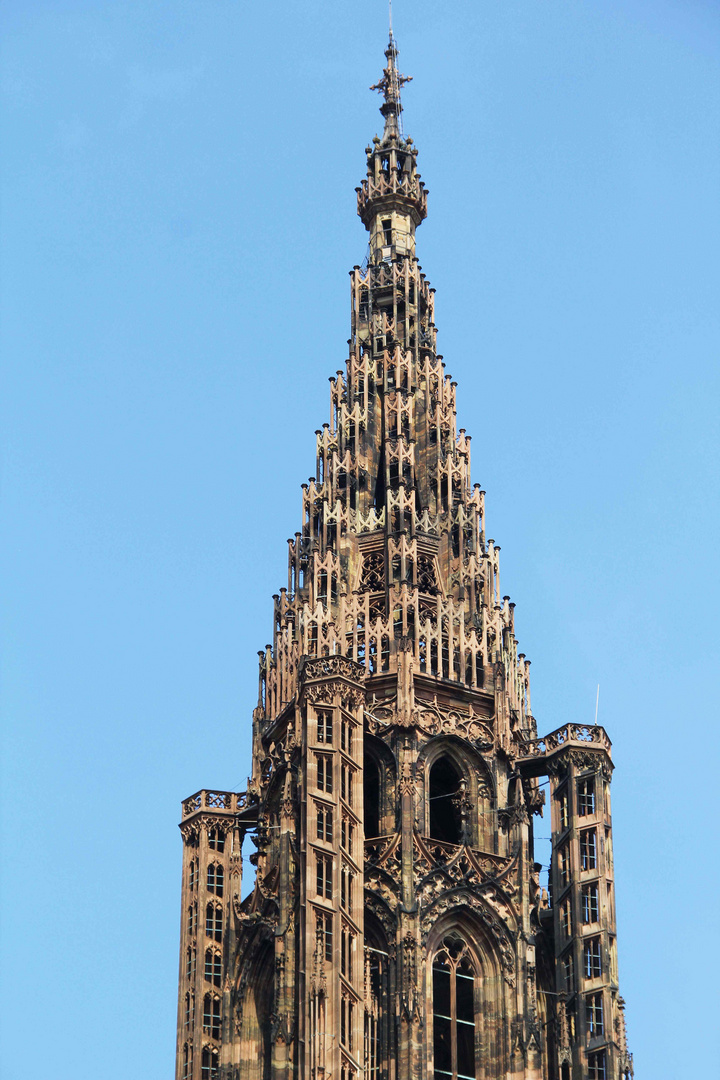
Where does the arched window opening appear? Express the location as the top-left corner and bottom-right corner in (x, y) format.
(208, 828), (225, 853)
(205, 948), (222, 987)
(205, 904), (222, 943)
(201, 1046), (219, 1080)
(207, 863), (224, 897)
(432, 938), (476, 1080)
(364, 756), (381, 838)
(203, 994), (221, 1040)
(364, 913), (392, 1080)
(429, 758), (462, 844)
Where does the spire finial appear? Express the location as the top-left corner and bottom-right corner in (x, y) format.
(370, 21), (412, 142)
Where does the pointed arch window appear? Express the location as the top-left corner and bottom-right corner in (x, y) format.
(429, 758), (462, 844)
(432, 938), (476, 1080)
(207, 863), (224, 896)
(201, 1046), (219, 1080)
(205, 948), (222, 987)
(203, 993), (221, 1040)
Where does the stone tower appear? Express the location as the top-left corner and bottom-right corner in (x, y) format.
(175, 34), (632, 1080)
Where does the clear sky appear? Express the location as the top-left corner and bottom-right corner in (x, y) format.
(1, 2), (718, 1077)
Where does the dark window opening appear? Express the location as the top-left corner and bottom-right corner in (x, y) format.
(317, 709), (333, 744)
(316, 853), (333, 899)
(201, 1047), (219, 1080)
(382, 219), (392, 245)
(586, 993), (604, 1036)
(429, 758), (462, 844)
(584, 938), (602, 980)
(433, 941), (476, 1080)
(207, 863), (224, 897)
(579, 777), (596, 816)
(205, 948), (222, 987)
(582, 884), (599, 924)
(317, 802), (333, 842)
(205, 904), (222, 943)
(208, 828), (225, 853)
(588, 1050), (606, 1079)
(581, 829), (597, 871)
(364, 755), (381, 837)
(203, 993), (221, 1040)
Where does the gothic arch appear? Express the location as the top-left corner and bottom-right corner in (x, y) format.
(424, 906), (510, 1080)
(364, 909), (395, 1080)
(235, 934), (274, 1080)
(417, 737), (495, 849)
(364, 732), (398, 838)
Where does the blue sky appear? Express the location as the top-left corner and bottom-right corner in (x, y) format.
(1, 2), (718, 1077)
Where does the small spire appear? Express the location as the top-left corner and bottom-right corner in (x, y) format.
(370, 28), (412, 142)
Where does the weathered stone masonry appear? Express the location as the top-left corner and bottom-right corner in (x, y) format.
(175, 34), (632, 1080)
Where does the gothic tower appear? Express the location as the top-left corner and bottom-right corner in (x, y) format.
(175, 34), (632, 1080)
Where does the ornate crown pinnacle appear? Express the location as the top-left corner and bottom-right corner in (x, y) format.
(370, 32), (412, 143)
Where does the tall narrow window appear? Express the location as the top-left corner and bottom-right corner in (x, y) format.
(317, 709), (333, 744)
(585, 993), (604, 1036)
(580, 829), (597, 871)
(588, 1050), (606, 1079)
(206, 903), (222, 942)
(364, 755), (381, 838)
(341, 816), (354, 855)
(341, 865), (354, 914)
(429, 758), (462, 844)
(318, 911), (333, 962)
(208, 828), (225, 853)
(203, 994), (221, 1040)
(558, 788), (569, 831)
(205, 948), (222, 987)
(201, 1046), (220, 1080)
(317, 802), (333, 842)
(432, 939), (476, 1080)
(584, 938), (602, 980)
(189, 859), (196, 891)
(317, 754), (333, 793)
(182, 1044), (193, 1080)
(578, 778), (595, 816)
(582, 884), (599, 924)
(207, 863), (224, 896)
(559, 898), (572, 937)
(186, 946), (196, 980)
(316, 853), (333, 899)
(558, 845), (570, 888)
(341, 924), (354, 979)
(561, 950), (574, 993)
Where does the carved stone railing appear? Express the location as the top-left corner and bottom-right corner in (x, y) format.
(519, 724), (612, 760)
(357, 173), (428, 227)
(181, 789), (251, 820)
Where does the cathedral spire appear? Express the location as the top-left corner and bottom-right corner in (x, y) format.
(174, 34), (631, 1080)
